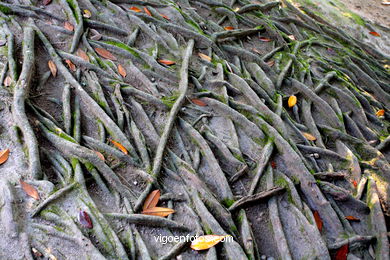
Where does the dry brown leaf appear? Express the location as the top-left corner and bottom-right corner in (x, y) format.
(110, 139), (128, 154)
(3, 76), (12, 87)
(313, 210), (323, 232)
(65, 59), (76, 71)
(158, 59), (175, 66)
(20, 179), (40, 200)
(376, 109), (385, 117)
(144, 7), (152, 16)
(43, 0), (52, 5)
(0, 148), (10, 165)
(191, 98), (207, 106)
(141, 207), (175, 217)
(198, 53), (211, 62)
(252, 48), (261, 55)
(302, 132), (317, 141)
(129, 6), (142, 12)
(64, 21), (74, 32)
(95, 48), (117, 61)
(369, 31), (381, 37)
(83, 9), (92, 18)
(224, 26), (234, 30)
(117, 64), (127, 77)
(266, 60), (275, 67)
(259, 36), (272, 42)
(77, 49), (90, 62)
(345, 216), (360, 222)
(48, 60), (57, 77)
(143, 190), (161, 210)
(191, 235), (230, 250)
(160, 13), (170, 20)
(288, 95), (297, 108)
(94, 151), (105, 161)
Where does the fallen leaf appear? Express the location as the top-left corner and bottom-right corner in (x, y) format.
(129, 6), (142, 12)
(77, 49), (90, 62)
(198, 53), (211, 62)
(313, 210), (323, 232)
(271, 161), (277, 169)
(110, 139), (128, 154)
(224, 26), (234, 30)
(288, 95), (297, 108)
(143, 190), (161, 210)
(0, 39), (6, 46)
(191, 235), (229, 250)
(142, 207), (175, 217)
(32, 248), (43, 257)
(288, 34), (296, 40)
(382, 1), (390, 5)
(345, 216), (360, 222)
(94, 151), (105, 161)
(48, 60), (57, 77)
(78, 210), (93, 229)
(302, 132), (317, 141)
(376, 109), (385, 117)
(259, 36), (272, 42)
(90, 29), (102, 41)
(95, 48), (117, 61)
(144, 7), (152, 16)
(43, 0), (52, 5)
(83, 9), (92, 18)
(384, 64), (390, 70)
(0, 148), (10, 165)
(117, 64), (127, 77)
(20, 179), (40, 200)
(252, 48), (261, 55)
(266, 60), (275, 67)
(369, 31), (381, 37)
(334, 244), (348, 260)
(64, 21), (74, 32)
(65, 59), (76, 71)
(158, 59), (175, 66)
(191, 98), (207, 106)
(3, 76), (12, 86)
(160, 13), (170, 20)
(352, 180), (358, 188)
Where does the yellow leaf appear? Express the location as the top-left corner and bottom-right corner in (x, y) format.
(109, 139), (128, 154)
(0, 148), (10, 165)
(48, 60), (57, 77)
(302, 132), (317, 141)
(83, 9), (92, 18)
(117, 64), (127, 77)
(376, 109), (385, 117)
(141, 207), (175, 217)
(198, 53), (211, 62)
(191, 235), (230, 250)
(20, 179), (40, 200)
(288, 95), (297, 108)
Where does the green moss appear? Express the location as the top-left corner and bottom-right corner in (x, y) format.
(102, 40), (141, 59)
(161, 92), (179, 108)
(0, 4), (12, 14)
(222, 198), (235, 208)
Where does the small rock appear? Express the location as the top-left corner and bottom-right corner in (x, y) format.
(261, 255), (267, 260)
(133, 181), (138, 185)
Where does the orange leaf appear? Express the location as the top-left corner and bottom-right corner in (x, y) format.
(144, 7), (152, 16)
(94, 151), (105, 161)
(191, 235), (230, 250)
(77, 49), (90, 62)
(20, 179), (40, 200)
(141, 207), (175, 217)
(129, 6), (142, 12)
(288, 95), (297, 108)
(160, 13), (170, 20)
(259, 36), (272, 42)
(198, 53), (211, 62)
(83, 9), (92, 18)
(224, 26), (234, 31)
(0, 148), (10, 165)
(334, 244), (348, 260)
(271, 161), (277, 169)
(117, 64), (127, 77)
(65, 59), (76, 71)
(376, 109), (385, 117)
(158, 59), (175, 66)
(313, 210), (323, 232)
(352, 180), (358, 188)
(3, 76), (12, 87)
(345, 216), (360, 222)
(143, 190), (161, 210)
(110, 139), (128, 155)
(302, 132), (317, 141)
(48, 60), (57, 77)
(64, 21), (74, 32)
(266, 60), (275, 67)
(95, 48), (117, 61)
(191, 98), (207, 106)
(369, 31), (381, 37)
